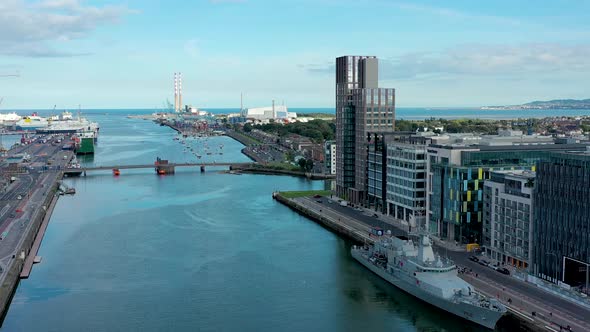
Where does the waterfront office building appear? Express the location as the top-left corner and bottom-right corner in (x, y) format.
(386, 134), (430, 227)
(426, 133), (588, 244)
(366, 132), (430, 228)
(483, 170), (535, 270)
(335, 56), (395, 204)
(367, 133), (390, 213)
(324, 140), (336, 175)
(533, 151), (590, 290)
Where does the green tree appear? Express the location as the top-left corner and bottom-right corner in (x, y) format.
(305, 159), (314, 172)
(243, 123), (252, 132)
(285, 151), (294, 162)
(298, 158), (307, 170)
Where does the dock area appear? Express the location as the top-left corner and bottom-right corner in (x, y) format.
(0, 133), (75, 321)
(274, 191), (590, 332)
(20, 192), (59, 279)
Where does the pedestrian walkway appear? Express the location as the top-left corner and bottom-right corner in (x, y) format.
(333, 196), (467, 252)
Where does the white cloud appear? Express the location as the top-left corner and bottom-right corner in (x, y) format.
(0, 0), (133, 57)
(302, 44), (590, 81)
(380, 44), (590, 80)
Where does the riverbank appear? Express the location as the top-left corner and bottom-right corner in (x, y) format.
(0, 180), (60, 323)
(232, 165), (335, 179)
(272, 191), (557, 332)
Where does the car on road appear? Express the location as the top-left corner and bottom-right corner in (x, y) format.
(17, 195), (22, 200)
(313, 194), (322, 198)
(373, 213), (379, 218)
(478, 259), (489, 266)
(496, 268), (510, 275)
(316, 200), (322, 203)
(469, 256), (479, 262)
(9, 213), (16, 218)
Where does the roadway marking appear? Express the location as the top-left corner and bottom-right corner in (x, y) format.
(0, 204), (10, 217)
(544, 326), (558, 332)
(507, 307), (534, 322)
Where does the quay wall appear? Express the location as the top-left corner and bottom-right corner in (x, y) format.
(240, 148), (264, 163)
(236, 166), (335, 180)
(0, 180), (59, 323)
(274, 193), (545, 332)
(274, 194), (372, 244)
(224, 130), (256, 147)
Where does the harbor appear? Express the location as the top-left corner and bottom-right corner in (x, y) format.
(0, 113), (480, 331)
(273, 191), (590, 332)
(0, 111), (587, 331)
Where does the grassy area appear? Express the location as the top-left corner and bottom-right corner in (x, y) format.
(260, 162), (301, 172)
(279, 190), (332, 198)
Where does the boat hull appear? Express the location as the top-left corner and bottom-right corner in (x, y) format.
(76, 137), (94, 155)
(351, 248), (504, 330)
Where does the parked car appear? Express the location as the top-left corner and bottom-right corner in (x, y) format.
(316, 200), (323, 203)
(373, 213), (379, 218)
(469, 256), (479, 262)
(313, 194), (322, 198)
(478, 260), (489, 266)
(497, 268), (510, 275)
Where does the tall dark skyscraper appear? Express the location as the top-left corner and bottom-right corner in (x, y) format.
(335, 56), (395, 204)
(533, 151), (590, 289)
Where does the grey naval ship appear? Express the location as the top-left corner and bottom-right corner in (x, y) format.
(351, 234), (506, 329)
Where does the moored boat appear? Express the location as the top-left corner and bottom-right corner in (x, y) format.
(351, 234), (506, 329)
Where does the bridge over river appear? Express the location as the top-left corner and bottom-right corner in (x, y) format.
(65, 162), (256, 175)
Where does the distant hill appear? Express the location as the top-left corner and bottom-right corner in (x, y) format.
(482, 98), (590, 110)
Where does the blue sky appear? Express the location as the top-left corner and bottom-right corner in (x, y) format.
(1, 0), (590, 109)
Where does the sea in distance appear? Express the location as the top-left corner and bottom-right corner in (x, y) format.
(4, 107), (590, 120)
(1, 113), (501, 332)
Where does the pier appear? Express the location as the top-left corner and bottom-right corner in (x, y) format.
(20, 192), (59, 279)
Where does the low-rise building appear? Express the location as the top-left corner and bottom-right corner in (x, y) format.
(246, 105), (297, 121)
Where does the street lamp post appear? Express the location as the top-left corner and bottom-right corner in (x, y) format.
(546, 252), (558, 283)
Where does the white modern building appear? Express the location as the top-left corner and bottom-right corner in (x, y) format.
(324, 140), (336, 175)
(483, 170), (535, 270)
(245, 105), (296, 120)
(386, 135), (430, 227)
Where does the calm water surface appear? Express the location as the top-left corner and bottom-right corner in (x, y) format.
(2, 115), (484, 331)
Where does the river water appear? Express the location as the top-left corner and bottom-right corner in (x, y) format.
(2, 115), (485, 331)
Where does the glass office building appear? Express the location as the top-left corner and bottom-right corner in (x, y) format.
(533, 151), (590, 291)
(428, 144), (588, 244)
(335, 56), (395, 204)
